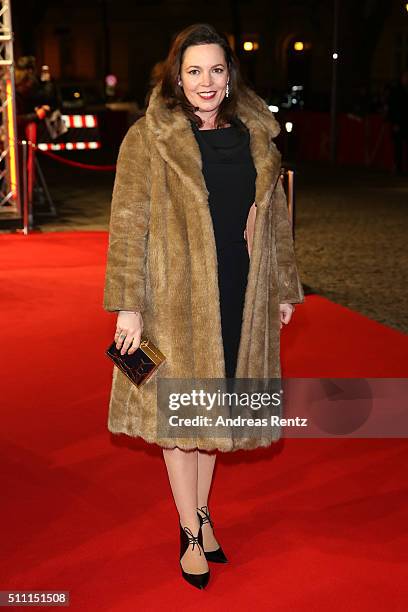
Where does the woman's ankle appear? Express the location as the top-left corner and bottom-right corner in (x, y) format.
(180, 514), (200, 534)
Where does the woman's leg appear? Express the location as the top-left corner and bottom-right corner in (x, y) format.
(162, 448), (208, 574)
(197, 451), (220, 551)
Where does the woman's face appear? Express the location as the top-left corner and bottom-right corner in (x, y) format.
(179, 43), (229, 113)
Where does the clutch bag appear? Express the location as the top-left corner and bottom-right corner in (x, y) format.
(105, 336), (166, 387)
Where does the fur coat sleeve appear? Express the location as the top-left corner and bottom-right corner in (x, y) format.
(244, 183), (304, 304)
(272, 179), (304, 304)
(103, 123), (150, 313)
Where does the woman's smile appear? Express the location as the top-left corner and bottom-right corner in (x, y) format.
(197, 91), (217, 100)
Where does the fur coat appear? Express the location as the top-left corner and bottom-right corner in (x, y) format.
(103, 83), (304, 452)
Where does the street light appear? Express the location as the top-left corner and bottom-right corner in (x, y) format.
(243, 40), (259, 52)
(293, 41), (304, 51)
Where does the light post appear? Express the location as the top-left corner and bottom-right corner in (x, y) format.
(330, 0), (340, 164)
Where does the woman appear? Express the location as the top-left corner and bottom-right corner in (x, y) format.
(103, 23), (304, 589)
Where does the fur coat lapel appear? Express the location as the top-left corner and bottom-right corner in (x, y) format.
(145, 84), (283, 211)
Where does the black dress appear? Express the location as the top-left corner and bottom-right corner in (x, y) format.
(192, 118), (257, 378)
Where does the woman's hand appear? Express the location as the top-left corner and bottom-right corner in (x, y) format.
(115, 311), (143, 355)
(279, 303), (295, 329)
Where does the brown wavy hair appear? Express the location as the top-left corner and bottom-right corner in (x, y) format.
(160, 23), (249, 129)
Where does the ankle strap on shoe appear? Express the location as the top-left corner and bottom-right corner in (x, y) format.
(197, 506), (213, 528)
(183, 526), (202, 555)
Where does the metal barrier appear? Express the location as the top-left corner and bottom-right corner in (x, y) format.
(18, 136), (116, 234)
(0, 0), (21, 215)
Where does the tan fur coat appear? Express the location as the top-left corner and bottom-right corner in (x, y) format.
(103, 84), (304, 451)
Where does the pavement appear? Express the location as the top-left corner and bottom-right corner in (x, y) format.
(293, 161), (408, 334)
(1, 153), (407, 334)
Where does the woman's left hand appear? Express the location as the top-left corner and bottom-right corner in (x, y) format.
(279, 303), (295, 329)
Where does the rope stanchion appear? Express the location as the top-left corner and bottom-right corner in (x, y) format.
(21, 140), (29, 234)
(37, 148), (116, 171)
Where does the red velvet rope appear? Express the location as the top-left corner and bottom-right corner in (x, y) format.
(37, 148), (116, 172)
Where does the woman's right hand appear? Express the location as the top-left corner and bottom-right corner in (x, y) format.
(115, 311), (143, 355)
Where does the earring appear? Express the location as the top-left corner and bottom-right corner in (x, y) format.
(226, 81), (230, 98)
(178, 78), (182, 87)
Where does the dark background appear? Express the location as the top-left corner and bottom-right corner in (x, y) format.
(11, 0), (406, 111)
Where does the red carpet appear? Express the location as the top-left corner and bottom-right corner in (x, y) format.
(1, 231), (407, 611)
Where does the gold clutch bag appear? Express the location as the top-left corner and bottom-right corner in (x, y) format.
(105, 336), (166, 387)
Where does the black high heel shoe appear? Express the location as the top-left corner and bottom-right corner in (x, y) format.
(179, 523), (210, 589)
(197, 506), (228, 564)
